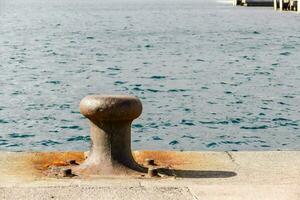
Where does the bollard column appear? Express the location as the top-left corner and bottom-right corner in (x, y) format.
(76, 95), (146, 175)
(233, 0), (242, 6)
(279, 0), (283, 10)
(274, 0), (278, 10)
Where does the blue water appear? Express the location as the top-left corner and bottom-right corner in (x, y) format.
(0, 0), (299, 151)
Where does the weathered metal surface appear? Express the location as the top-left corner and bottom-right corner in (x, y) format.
(77, 95), (146, 176)
(72, 95), (232, 178)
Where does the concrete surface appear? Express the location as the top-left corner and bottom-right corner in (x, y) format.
(0, 151), (299, 199)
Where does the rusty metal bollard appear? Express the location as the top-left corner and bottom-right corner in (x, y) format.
(76, 95), (146, 175)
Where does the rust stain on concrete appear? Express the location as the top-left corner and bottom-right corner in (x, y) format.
(29, 151), (221, 174)
(29, 152), (85, 172)
(0, 151), (232, 181)
(133, 151), (227, 170)
(134, 151), (193, 167)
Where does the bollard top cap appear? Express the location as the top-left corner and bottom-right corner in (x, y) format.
(80, 95), (142, 121)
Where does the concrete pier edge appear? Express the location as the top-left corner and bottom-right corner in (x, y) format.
(0, 150), (299, 199)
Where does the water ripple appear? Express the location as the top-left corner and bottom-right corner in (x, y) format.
(0, 0), (299, 152)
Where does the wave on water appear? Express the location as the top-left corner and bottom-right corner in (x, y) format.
(0, 0), (299, 152)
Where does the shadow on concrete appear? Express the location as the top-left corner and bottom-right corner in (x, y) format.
(157, 168), (237, 178)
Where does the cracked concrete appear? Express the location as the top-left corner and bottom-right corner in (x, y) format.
(0, 151), (299, 199)
(225, 151), (235, 163)
(187, 187), (200, 200)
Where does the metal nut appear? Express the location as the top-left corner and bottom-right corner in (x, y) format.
(145, 159), (155, 166)
(68, 160), (78, 165)
(62, 169), (74, 177)
(147, 167), (158, 177)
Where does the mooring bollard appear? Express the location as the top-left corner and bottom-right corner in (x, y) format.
(77, 95), (146, 175)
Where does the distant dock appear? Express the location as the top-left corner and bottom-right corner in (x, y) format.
(274, 0), (299, 11)
(233, 0), (300, 12)
(233, 0), (273, 6)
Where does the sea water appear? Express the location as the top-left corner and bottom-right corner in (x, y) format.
(0, 0), (299, 151)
